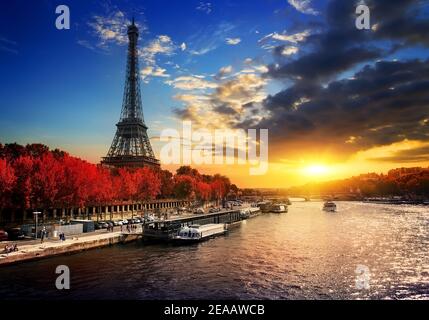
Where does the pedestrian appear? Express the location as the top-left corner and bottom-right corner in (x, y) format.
(40, 228), (45, 243)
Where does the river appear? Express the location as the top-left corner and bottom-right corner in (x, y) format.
(0, 201), (428, 300)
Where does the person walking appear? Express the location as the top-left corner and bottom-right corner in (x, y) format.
(40, 227), (46, 243)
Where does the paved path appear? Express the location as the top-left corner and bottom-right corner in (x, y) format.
(0, 226), (143, 266)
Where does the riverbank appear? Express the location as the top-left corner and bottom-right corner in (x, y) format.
(0, 230), (142, 266)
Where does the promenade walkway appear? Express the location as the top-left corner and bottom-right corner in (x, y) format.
(0, 226), (143, 266)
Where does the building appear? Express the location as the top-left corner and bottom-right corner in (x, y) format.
(101, 19), (160, 169)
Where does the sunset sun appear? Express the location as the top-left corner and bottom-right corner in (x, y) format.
(303, 164), (330, 176)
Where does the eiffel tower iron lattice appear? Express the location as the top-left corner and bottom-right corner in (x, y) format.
(101, 19), (160, 169)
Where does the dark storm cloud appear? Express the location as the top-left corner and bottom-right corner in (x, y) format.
(213, 104), (238, 115)
(259, 59), (429, 154)
(173, 107), (198, 122)
(369, 0), (429, 46)
(268, 0), (376, 82)
(268, 47), (380, 81)
(247, 0), (429, 161)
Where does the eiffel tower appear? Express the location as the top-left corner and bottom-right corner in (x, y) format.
(102, 19), (160, 169)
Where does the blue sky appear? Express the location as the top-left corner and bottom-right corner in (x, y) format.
(0, 0), (313, 161)
(1, 0), (429, 187)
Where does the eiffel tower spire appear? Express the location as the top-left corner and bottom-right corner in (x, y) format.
(102, 19), (160, 169)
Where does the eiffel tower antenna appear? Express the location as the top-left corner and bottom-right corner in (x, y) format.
(101, 20), (160, 169)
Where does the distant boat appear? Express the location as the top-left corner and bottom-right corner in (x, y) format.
(240, 207), (261, 219)
(323, 201), (337, 212)
(172, 224), (226, 244)
(270, 204), (288, 213)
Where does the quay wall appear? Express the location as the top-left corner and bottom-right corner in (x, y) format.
(0, 232), (141, 267)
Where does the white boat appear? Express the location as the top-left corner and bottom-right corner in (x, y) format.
(172, 224), (226, 244)
(323, 201), (337, 212)
(270, 204), (288, 213)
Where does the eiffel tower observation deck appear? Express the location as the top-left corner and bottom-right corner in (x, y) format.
(102, 19), (160, 169)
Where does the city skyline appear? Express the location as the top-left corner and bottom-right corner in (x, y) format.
(1, 0), (429, 188)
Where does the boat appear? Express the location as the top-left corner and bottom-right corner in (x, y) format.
(270, 204), (288, 213)
(172, 224), (227, 244)
(323, 201), (337, 212)
(258, 201), (272, 213)
(239, 209), (251, 219)
(240, 207), (261, 219)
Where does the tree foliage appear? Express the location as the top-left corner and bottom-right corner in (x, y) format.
(0, 144), (233, 210)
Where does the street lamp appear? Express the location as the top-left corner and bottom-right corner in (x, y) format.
(33, 211), (41, 239)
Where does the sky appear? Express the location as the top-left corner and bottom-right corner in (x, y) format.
(1, 0), (429, 188)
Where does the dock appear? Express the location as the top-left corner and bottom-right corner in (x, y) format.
(0, 207), (262, 266)
(143, 207), (261, 241)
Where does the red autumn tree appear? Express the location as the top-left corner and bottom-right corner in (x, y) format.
(0, 158), (16, 211)
(196, 181), (211, 204)
(11, 156), (34, 210)
(31, 152), (65, 210)
(210, 174), (231, 205)
(159, 169), (174, 198)
(173, 175), (196, 201)
(136, 167), (161, 202)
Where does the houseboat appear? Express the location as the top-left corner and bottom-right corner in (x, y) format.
(172, 224), (227, 244)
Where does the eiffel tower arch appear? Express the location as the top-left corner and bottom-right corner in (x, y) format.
(101, 19), (160, 169)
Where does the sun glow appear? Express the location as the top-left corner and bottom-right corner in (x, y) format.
(303, 164), (330, 176)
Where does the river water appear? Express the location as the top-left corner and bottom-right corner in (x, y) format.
(0, 201), (428, 300)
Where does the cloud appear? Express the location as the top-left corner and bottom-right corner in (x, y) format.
(226, 38), (241, 45)
(138, 35), (178, 82)
(258, 30), (310, 52)
(259, 59), (429, 160)
(370, 144), (429, 163)
(268, 46), (380, 81)
(203, 0), (429, 163)
(76, 39), (96, 51)
(260, 30), (310, 43)
(87, 11), (137, 49)
(173, 70), (268, 129)
(367, 0), (429, 46)
(180, 42), (187, 51)
(187, 22), (236, 56)
(0, 36), (18, 54)
(278, 45), (299, 56)
(196, 2), (213, 14)
(287, 0), (319, 15)
(140, 35), (176, 65)
(166, 75), (218, 90)
(216, 65), (233, 78)
(140, 66), (170, 81)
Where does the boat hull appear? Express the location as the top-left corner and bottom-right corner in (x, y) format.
(171, 231), (227, 245)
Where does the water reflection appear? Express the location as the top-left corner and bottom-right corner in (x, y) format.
(0, 201), (428, 299)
